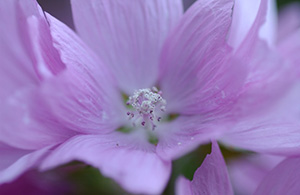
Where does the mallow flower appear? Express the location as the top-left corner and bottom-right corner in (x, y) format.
(1, 0), (300, 194)
(39, 0), (246, 193)
(42, 0), (300, 193)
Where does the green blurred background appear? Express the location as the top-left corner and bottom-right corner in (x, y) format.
(278, 0), (300, 7)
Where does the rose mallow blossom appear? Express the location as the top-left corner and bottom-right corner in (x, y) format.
(1, 0), (300, 194)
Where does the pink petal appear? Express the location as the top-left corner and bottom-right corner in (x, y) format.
(0, 87), (76, 149)
(232, 42), (296, 118)
(26, 15), (66, 80)
(176, 141), (233, 195)
(0, 0), (65, 84)
(228, 0), (277, 49)
(0, 0), (39, 100)
(71, 0), (183, 94)
(228, 154), (283, 195)
(41, 133), (171, 194)
(278, 30), (300, 76)
(222, 83), (300, 156)
(236, 0), (268, 54)
(176, 176), (192, 195)
(156, 116), (227, 160)
(0, 143), (30, 172)
(159, 0), (247, 115)
(0, 0), (75, 149)
(223, 121), (300, 156)
(231, 0), (297, 118)
(41, 14), (123, 134)
(277, 3), (300, 42)
(254, 157), (300, 195)
(228, 0), (260, 49)
(260, 0), (277, 46)
(0, 142), (51, 184)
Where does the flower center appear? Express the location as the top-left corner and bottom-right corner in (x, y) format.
(126, 87), (166, 130)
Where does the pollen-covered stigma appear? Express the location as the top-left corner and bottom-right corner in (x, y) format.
(126, 87), (166, 131)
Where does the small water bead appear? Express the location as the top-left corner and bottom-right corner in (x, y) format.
(126, 87), (166, 130)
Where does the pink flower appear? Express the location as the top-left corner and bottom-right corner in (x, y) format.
(1, 0), (299, 194)
(40, 1), (242, 193)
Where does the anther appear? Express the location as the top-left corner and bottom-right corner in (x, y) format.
(126, 87), (166, 130)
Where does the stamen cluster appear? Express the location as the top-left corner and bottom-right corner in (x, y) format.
(126, 87), (166, 130)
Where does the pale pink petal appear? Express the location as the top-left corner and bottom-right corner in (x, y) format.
(71, 0), (183, 94)
(159, 0), (247, 115)
(261, 0), (277, 45)
(40, 14), (124, 134)
(0, 142), (51, 184)
(231, 0), (297, 118)
(176, 176), (192, 195)
(156, 116), (227, 160)
(228, 0), (260, 49)
(223, 121), (300, 156)
(277, 3), (300, 42)
(26, 15), (65, 80)
(228, 0), (277, 49)
(176, 142), (233, 195)
(236, 0), (268, 54)
(41, 133), (171, 194)
(223, 120), (300, 156)
(1, 0), (66, 82)
(0, 0), (75, 149)
(228, 154), (283, 195)
(0, 143), (30, 172)
(254, 157), (300, 195)
(0, 87), (76, 149)
(0, 0), (39, 100)
(278, 30), (300, 76)
(232, 42), (296, 118)
(222, 83), (300, 156)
